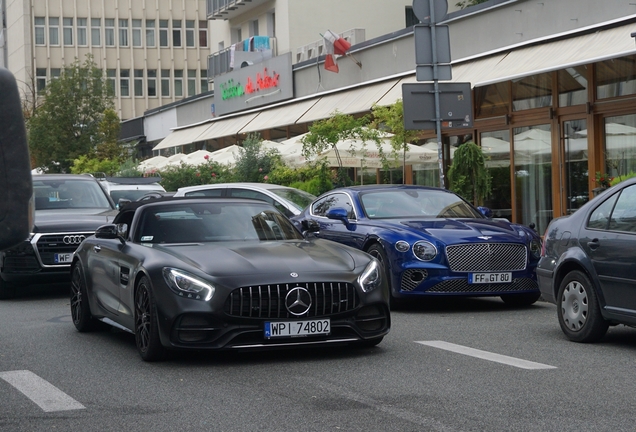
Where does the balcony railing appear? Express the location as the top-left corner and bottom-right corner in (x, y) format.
(208, 37), (277, 80)
(207, 0), (267, 20)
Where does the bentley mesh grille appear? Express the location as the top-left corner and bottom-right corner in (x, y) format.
(224, 282), (359, 319)
(401, 269), (429, 292)
(445, 243), (527, 272)
(36, 233), (93, 265)
(427, 278), (538, 293)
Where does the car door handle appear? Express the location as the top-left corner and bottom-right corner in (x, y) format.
(587, 238), (599, 250)
(93, 245), (101, 253)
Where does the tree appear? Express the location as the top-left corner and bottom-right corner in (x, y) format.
(232, 133), (281, 183)
(28, 55), (119, 173)
(447, 142), (491, 205)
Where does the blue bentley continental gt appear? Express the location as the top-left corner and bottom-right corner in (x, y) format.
(292, 185), (542, 307)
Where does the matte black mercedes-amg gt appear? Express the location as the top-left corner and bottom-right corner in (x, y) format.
(71, 197), (390, 361)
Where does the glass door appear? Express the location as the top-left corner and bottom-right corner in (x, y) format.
(561, 119), (588, 214)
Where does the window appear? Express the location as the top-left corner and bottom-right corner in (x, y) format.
(475, 82), (509, 118)
(132, 19), (142, 47)
(119, 19), (128, 46)
(174, 70), (183, 97)
(35, 17), (46, 45)
(159, 20), (168, 47)
(199, 21), (208, 47)
(250, 19), (259, 37)
(105, 19), (115, 46)
(311, 193), (355, 219)
(512, 72), (552, 111)
(405, 6), (418, 27)
(608, 186), (636, 232)
(172, 20), (182, 47)
(36, 68), (47, 93)
(91, 18), (101, 46)
(187, 69), (197, 96)
(558, 66), (588, 107)
(161, 69), (170, 96)
(147, 69), (157, 97)
(50, 68), (61, 79)
(63, 18), (73, 45)
(77, 18), (87, 46)
(120, 69), (130, 97)
(146, 20), (155, 47)
(107, 69), (116, 95)
(49, 17), (59, 45)
(134, 69), (144, 96)
(200, 69), (208, 93)
(596, 54), (636, 99)
(588, 193), (619, 230)
(186, 20), (195, 47)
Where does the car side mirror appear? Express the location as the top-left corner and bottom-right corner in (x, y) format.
(326, 207), (349, 221)
(301, 219), (320, 234)
(95, 224), (126, 244)
(477, 206), (492, 218)
(118, 198), (132, 209)
(0, 68), (34, 251)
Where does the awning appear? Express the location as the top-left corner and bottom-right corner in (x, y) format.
(152, 122), (214, 151)
(239, 99), (319, 134)
(195, 112), (259, 142)
(296, 79), (399, 124)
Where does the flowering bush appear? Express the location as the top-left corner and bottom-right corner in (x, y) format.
(595, 172), (613, 189)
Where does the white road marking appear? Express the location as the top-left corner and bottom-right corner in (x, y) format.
(415, 341), (557, 370)
(0, 370), (85, 412)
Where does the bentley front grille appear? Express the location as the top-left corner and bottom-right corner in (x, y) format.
(36, 233), (94, 266)
(225, 282), (359, 319)
(445, 243), (527, 272)
(426, 278), (538, 294)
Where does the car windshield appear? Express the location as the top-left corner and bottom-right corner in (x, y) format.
(360, 189), (483, 219)
(136, 201), (304, 243)
(269, 188), (316, 211)
(34, 179), (113, 210)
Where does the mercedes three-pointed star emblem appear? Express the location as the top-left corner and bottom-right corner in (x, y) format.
(285, 287), (312, 316)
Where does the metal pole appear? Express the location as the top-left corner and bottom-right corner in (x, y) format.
(429, 2), (445, 189)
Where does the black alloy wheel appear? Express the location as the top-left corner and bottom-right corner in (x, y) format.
(70, 262), (106, 331)
(134, 276), (166, 361)
(557, 270), (609, 342)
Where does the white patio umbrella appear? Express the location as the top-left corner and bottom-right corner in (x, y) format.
(317, 139), (436, 168)
(138, 155), (168, 172)
(159, 153), (188, 169)
(208, 145), (242, 166)
(181, 150), (216, 166)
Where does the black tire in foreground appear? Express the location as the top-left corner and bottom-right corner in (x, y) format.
(70, 263), (108, 332)
(557, 270), (609, 342)
(135, 276), (167, 362)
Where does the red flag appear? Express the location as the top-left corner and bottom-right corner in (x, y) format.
(323, 30), (351, 56)
(324, 54), (339, 73)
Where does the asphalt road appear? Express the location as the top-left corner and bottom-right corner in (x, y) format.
(1, 284), (635, 432)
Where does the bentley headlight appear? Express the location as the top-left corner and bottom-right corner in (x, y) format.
(358, 259), (381, 293)
(529, 239), (542, 258)
(413, 241), (437, 261)
(395, 240), (410, 253)
(163, 268), (215, 301)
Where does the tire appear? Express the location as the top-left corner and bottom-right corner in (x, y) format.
(366, 244), (404, 309)
(500, 292), (541, 307)
(0, 277), (16, 300)
(70, 263), (107, 332)
(557, 270), (609, 343)
(135, 276), (166, 362)
(355, 336), (384, 348)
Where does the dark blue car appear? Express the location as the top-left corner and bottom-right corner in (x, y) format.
(292, 185), (542, 307)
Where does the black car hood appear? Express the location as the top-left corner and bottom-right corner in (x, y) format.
(34, 209), (118, 232)
(395, 218), (531, 243)
(154, 240), (358, 277)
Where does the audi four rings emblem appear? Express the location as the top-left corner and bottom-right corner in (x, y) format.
(285, 287), (312, 316)
(63, 235), (86, 245)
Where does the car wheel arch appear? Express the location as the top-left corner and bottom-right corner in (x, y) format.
(554, 259), (606, 309)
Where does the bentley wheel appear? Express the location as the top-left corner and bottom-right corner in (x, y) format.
(557, 270), (609, 343)
(367, 244), (403, 309)
(135, 276), (166, 362)
(70, 263), (105, 332)
(500, 292), (541, 307)
(0, 277), (16, 300)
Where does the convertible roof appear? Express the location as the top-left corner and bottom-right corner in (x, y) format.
(117, 196), (274, 213)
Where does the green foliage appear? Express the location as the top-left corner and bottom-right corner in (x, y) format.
(118, 159), (144, 177)
(448, 142), (491, 205)
(158, 161), (233, 192)
(610, 171), (636, 186)
(268, 161), (334, 195)
(70, 155), (120, 176)
(28, 55), (119, 173)
(232, 133), (281, 182)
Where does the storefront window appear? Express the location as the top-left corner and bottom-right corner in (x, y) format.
(605, 114), (636, 181)
(514, 124), (552, 233)
(563, 120), (588, 213)
(481, 130), (511, 221)
(558, 66), (588, 107)
(512, 73), (552, 111)
(596, 55), (636, 99)
(475, 82), (509, 118)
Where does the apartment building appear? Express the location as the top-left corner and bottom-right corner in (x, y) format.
(1, 0), (211, 120)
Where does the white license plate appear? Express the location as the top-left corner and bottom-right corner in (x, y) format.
(264, 319), (330, 339)
(54, 253), (73, 263)
(468, 272), (512, 284)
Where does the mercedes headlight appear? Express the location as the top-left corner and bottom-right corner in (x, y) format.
(358, 259), (381, 293)
(163, 268), (215, 301)
(413, 241), (437, 261)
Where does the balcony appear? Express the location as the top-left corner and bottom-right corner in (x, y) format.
(207, 0), (268, 21)
(208, 37), (277, 80)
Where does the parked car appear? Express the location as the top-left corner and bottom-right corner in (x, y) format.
(93, 173), (166, 208)
(71, 197), (390, 361)
(538, 178), (636, 342)
(292, 185), (542, 307)
(173, 183), (316, 217)
(0, 174), (117, 298)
